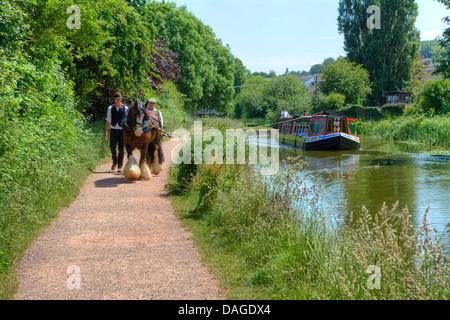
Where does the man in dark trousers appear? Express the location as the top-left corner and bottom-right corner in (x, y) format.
(104, 92), (128, 172)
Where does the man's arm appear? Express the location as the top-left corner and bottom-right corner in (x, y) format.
(105, 106), (112, 140)
(105, 121), (110, 140)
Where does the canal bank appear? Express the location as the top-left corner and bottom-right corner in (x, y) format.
(168, 122), (449, 300)
(357, 115), (450, 150)
(277, 136), (450, 257)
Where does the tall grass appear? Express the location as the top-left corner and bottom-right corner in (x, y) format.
(0, 121), (109, 299)
(169, 119), (449, 300)
(358, 115), (450, 149)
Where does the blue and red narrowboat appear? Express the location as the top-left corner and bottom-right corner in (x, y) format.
(279, 115), (360, 151)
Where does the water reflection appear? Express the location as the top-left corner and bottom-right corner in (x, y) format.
(248, 134), (450, 255)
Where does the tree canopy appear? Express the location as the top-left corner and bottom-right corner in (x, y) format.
(434, 0), (450, 77)
(140, 1), (236, 112)
(0, 0), (247, 117)
(338, 0), (420, 105)
(235, 75), (310, 121)
(320, 57), (372, 104)
(25, 0), (157, 115)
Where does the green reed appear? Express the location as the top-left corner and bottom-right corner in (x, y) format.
(358, 115), (450, 149)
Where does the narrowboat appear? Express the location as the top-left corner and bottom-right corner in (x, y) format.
(279, 115), (360, 151)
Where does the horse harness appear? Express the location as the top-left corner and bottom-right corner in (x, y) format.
(121, 105), (171, 137)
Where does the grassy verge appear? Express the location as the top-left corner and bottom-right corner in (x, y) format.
(168, 119), (449, 300)
(358, 115), (450, 150)
(0, 121), (109, 300)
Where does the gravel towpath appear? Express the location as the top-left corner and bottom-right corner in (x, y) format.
(14, 138), (223, 300)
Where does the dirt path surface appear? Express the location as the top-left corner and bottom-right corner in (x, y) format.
(14, 139), (223, 300)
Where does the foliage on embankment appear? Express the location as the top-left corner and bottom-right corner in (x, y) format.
(168, 119), (449, 300)
(358, 115), (450, 149)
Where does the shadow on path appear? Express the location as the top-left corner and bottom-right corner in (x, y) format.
(94, 174), (136, 188)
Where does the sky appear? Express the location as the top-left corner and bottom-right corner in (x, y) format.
(166, 0), (448, 74)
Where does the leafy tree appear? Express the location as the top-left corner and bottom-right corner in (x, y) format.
(308, 58), (336, 75)
(141, 1), (235, 112)
(412, 54), (427, 88)
(309, 64), (324, 75)
(232, 56), (251, 95)
(20, 0), (156, 117)
(311, 93), (346, 114)
(148, 38), (181, 92)
(253, 71), (270, 78)
(268, 70), (277, 78)
(435, 0), (450, 77)
(125, 0), (147, 12)
(0, 0), (29, 53)
(431, 45), (446, 64)
(420, 40), (440, 59)
(418, 78), (450, 114)
(263, 75), (309, 114)
(235, 75), (310, 121)
(323, 57), (337, 66)
(320, 58), (372, 104)
(338, 0), (420, 105)
(263, 76), (310, 125)
(234, 76), (269, 118)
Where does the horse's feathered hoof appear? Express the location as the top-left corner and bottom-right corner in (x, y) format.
(123, 156), (141, 181)
(151, 163), (163, 175)
(139, 162), (152, 181)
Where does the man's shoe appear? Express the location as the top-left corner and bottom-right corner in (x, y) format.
(117, 166), (122, 173)
(111, 163), (117, 171)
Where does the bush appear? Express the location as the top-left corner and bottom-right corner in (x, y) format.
(236, 75), (310, 120)
(382, 103), (406, 117)
(419, 79), (450, 115)
(323, 93), (346, 110)
(341, 105), (384, 121)
(264, 109), (282, 128)
(320, 57), (372, 104)
(310, 92), (346, 114)
(0, 45), (110, 298)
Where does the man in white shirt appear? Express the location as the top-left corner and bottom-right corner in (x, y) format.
(281, 107), (292, 118)
(105, 92), (128, 172)
(145, 98), (164, 128)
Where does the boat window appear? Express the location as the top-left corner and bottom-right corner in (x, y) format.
(327, 119), (333, 133)
(348, 120), (357, 135)
(341, 119), (348, 134)
(281, 119), (291, 134)
(309, 119), (326, 135)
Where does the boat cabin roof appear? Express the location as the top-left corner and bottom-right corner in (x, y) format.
(290, 115), (357, 121)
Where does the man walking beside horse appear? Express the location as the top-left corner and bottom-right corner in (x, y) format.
(104, 93), (166, 181)
(105, 92), (128, 172)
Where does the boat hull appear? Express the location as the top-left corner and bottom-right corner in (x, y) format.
(279, 133), (306, 148)
(278, 116), (360, 151)
(304, 133), (360, 151)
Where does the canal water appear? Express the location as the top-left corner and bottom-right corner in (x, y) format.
(249, 134), (450, 255)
